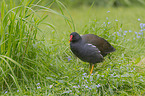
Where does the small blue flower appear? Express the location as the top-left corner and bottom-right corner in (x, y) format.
(82, 73), (87, 76)
(85, 86), (88, 88)
(138, 18), (141, 21)
(82, 77), (84, 80)
(119, 28), (122, 32)
(83, 75), (86, 77)
(64, 90), (72, 93)
(137, 35), (141, 38)
(107, 11), (110, 13)
(37, 83), (40, 85)
(139, 76), (143, 78)
(129, 30), (132, 32)
(66, 56), (71, 61)
(140, 79), (144, 82)
(135, 32), (138, 34)
(124, 31), (128, 33)
(78, 85), (80, 88)
(88, 87), (92, 90)
(50, 85), (53, 88)
(82, 85), (85, 86)
(115, 19), (118, 21)
(72, 86), (78, 88)
(85, 80), (88, 83)
(17, 90), (19, 92)
(96, 84), (101, 88)
(140, 23), (143, 29)
(139, 32), (143, 35)
(37, 86), (41, 89)
(117, 32), (120, 36)
(143, 24), (145, 27)
(108, 22), (111, 24)
(66, 91), (70, 93)
(5, 91), (8, 94)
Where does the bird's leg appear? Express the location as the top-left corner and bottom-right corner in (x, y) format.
(90, 64), (94, 74)
(89, 63), (92, 72)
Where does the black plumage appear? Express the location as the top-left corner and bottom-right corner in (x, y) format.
(69, 32), (115, 74)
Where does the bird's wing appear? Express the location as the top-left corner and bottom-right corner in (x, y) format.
(85, 43), (103, 57)
(82, 43), (104, 63)
(82, 34), (115, 56)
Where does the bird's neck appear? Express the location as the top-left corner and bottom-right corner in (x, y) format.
(72, 38), (82, 43)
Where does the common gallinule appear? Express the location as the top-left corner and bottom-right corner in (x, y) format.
(69, 32), (115, 74)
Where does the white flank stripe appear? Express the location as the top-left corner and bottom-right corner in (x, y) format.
(88, 44), (92, 45)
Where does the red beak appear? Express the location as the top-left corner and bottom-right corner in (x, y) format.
(69, 35), (73, 42)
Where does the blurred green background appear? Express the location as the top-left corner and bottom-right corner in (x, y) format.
(1, 0), (145, 8)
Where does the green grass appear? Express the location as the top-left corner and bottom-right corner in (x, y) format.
(0, 0), (145, 95)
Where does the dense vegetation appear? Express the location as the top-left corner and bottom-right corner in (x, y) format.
(0, 0), (145, 95)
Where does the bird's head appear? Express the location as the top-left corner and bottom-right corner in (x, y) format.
(69, 32), (81, 42)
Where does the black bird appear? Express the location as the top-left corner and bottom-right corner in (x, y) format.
(69, 32), (115, 74)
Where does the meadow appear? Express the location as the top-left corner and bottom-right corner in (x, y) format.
(0, 0), (145, 95)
